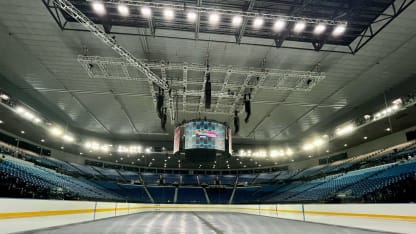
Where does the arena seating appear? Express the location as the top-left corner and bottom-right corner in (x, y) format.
(148, 186), (175, 203)
(1, 141), (416, 204)
(176, 187), (207, 204)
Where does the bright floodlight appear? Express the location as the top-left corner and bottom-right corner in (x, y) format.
(101, 145), (109, 153)
(335, 124), (355, 136)
(232, 15), (243, 27)
(62, 134), (75, 143)
(314, 23), (326, 34)
(273, 19), (286, 32)
(294, 21), (306, 33)
(313, 138), (325, 147)
(164, 8), (174, 20)
(23, 111), (35, 120)
(16, 106), (26, 114)
(141, 6), (152, 18)
(286, 148), (294, 156)
(91, 1), (106, 15)
(209, 13), (220, 25)
(50, 127), (63, 136)
(117, 4), (129, 16)
(333, 24), (346, 36)
(0, 94), (9, 100)
(253, 17), (263, 29)
(187, 12), (197, 22)
(302, 143), (314, 151)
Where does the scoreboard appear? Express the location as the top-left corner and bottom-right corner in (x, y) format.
(173, 119), (232, 156)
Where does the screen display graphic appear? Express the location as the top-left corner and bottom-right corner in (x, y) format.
(173, 126), (180, 154)
(184, 120), (225, 151)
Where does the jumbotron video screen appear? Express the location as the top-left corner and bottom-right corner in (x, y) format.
(184, 120), (226, 151)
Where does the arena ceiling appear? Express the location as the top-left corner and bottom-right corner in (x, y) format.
(0, 0), (416, 163)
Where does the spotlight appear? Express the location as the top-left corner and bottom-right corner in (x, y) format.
(209, 13), (220, 25)
(0, 94), (9, 100)
(333, 24), (346, 36)
(20, 130), (25, 134)
(363, 136), (368, 140)
(117, 4), (129, 16)
(344, 144), (348, 147)
(273, 19), (286, 32)
(253, 17), (263, 29)
(62, 134), (75, 143)
(313, 138), (325, 147)
(41, 139), (45, 143)
(22, 111), (35, 121)
(141, 6), (152, 18)
(101, 145), (109, 153)
(232, 15), (243, 27)
(16, 106), (26, 114)
(187, 12), (197, 22)
(91, 1), (106, 15)
(314, 23), (326, 34)
(164, 8), (174, 20)
(335, 124), (355, 136)
(294, 21), (306, 33)
(302, 143), (314, 151)
(50, 127), (63, 136)
(386, 128), (391, 132)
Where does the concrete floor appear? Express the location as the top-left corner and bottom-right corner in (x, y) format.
(24, 212), (388, 234)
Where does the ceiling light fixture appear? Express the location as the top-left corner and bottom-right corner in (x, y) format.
(0, 94), (9, 100)
(335, 124), (355, 136)
(187, 12), (197, 22)
(209, 13), (220, 25)
(91, 1), (106, 15)
(273, 19), (286, 32)
(302, 143), (314, 151)
(164, 8), (174, 20)
(253, 17), (263, 28)
(50, 127), (63, 136)
(232, 15), (243, 27)
(62, 134), (75, 143)
(117, 4), (129, 16)
(293, 21), (306, 33)
(333, 24), (346, 36)
(314, 23), (326, 34)
(141, 6), (152, 18)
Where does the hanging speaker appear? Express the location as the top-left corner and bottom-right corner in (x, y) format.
(205, 73), (211, 109)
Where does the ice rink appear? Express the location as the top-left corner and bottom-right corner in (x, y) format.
(23, 212), (389, 234)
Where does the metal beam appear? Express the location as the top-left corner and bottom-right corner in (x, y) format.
(54, 0), (169, 90)
(195, 0), (202, 40)
(351, 0), (415, 54)
(235, 0), (256, 44)
(92, 0), (345, 25)
(215, 68), (232, 111)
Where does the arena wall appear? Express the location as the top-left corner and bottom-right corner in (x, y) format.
(0, 198), (415, 233)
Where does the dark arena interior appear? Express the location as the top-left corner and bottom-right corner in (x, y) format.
(1, 0), (416, 233)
